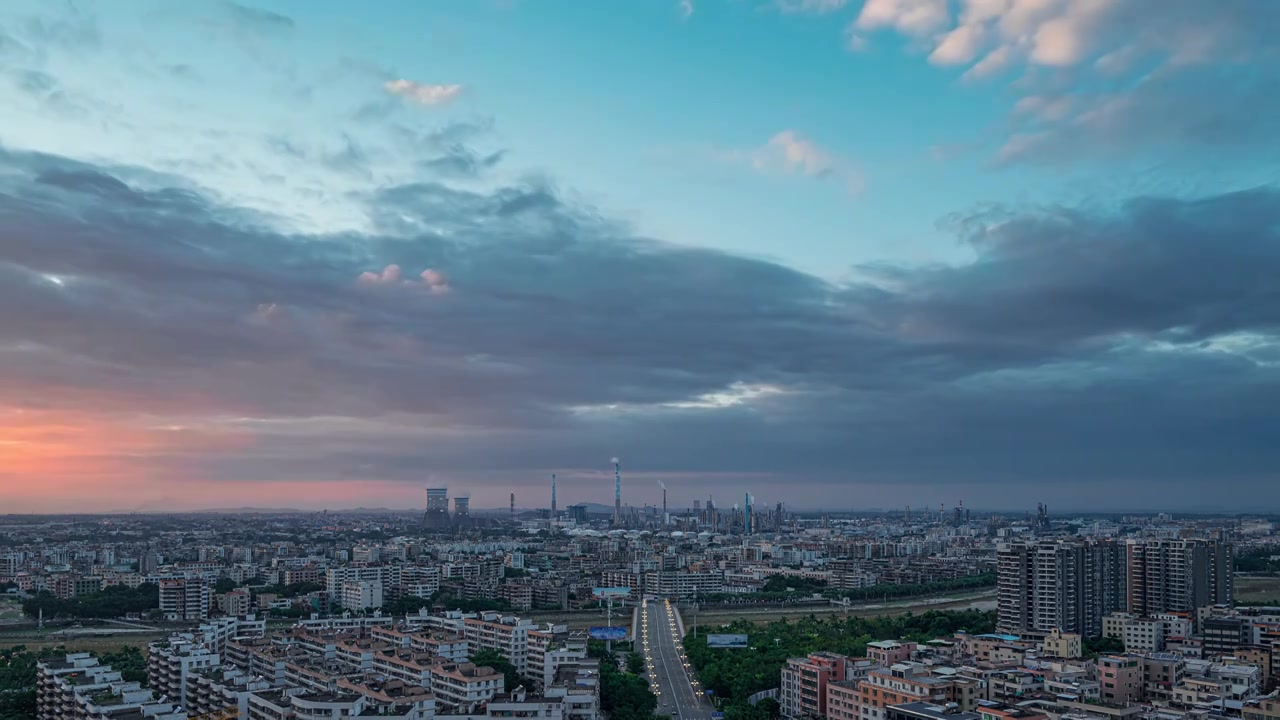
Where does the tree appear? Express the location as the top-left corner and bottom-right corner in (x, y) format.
(1083, 636), (1125, 658)
(472, 649), (534, 692)
(214, 577), (239, 594)
(626, 651), (645, 674)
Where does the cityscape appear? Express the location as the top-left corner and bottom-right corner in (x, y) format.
(2, 1), (1279, 720)
(2, 504), (1280, 720)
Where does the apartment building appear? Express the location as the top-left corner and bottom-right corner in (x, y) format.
(1123, 618), (1165, 654)
(247, 689), (368, 720)
(1041, 628), (1082, 659)
(644, 570), (724, 598)
(326, 564), (401, 601)
(374, 649), (437, 687)
(997, 539), (1125, 638)
(828, 680), (862, 720)
(1126, 539), (1233, 616)
(463, 614), (537, 674)
(780, 652), (849, 718)
(430, 662), (504, 713)
(410, 631), (471, 662)
(147, 639), (220, 707)
(159, 576), (211, 621)
(183, 665), (273, 718)
(37, 653), (185, 720)
(868, 641), (917, 666)
(1099, 655), (1142, 706)
(855, 664), (970, 720)
(340, 579), (384, 610)
(218, 588), (252, 616)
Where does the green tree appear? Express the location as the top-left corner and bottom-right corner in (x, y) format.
(626, 651), (645, 674)
(472, 649), (535, 692)
(214, 577), (239, 594)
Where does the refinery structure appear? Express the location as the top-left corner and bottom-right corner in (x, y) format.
(418, 459), (796, 535)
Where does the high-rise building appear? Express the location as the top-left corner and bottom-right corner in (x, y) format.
(997, 539), (1125, 637)
(424, 487), (450, 528)
(159, 577), (210, 621)
(1126, 538), (1233, 616)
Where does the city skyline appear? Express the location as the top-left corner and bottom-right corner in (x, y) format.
(3, 0), (1280, 513)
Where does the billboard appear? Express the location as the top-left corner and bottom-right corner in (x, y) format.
(706, 634), (749, 649)
(592, 587), (632, 600)
(588, 626), (629, 641)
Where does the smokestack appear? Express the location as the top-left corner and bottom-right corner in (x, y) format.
(551, 473), (557, 519)
(510, 492), (515, 523)
(663, 486), (667, 526)
(612, 458), (622, 527)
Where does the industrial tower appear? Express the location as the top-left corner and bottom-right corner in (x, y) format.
(612, 458), (622, 526)
(551, 473), (557, 519)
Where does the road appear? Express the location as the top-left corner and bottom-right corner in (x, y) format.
(640, 598), (714, 720)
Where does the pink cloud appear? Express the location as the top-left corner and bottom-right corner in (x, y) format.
(358, 264), (403, 285)
(358, 265), (451, 294)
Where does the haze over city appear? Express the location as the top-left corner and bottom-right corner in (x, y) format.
(3, 0), (1280, 514)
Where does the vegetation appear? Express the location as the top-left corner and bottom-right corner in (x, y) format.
(0, 644), (146, 720)
(762, 576), (827, 593)
(21, 583), (159, 620)
(214, 577), (240, 594)
(98, 646), (147, 685)
(253, 580), (324, 598)
(1234, 546), (1280, 573)
(685, 609), (996, 717)
(1083, 636), (1125, 658)
(589, 641), (660, 720)
(471, 649), (535, 692)
(504, 566), (530, 578)
(627, 651), (645, 674)
(694, 573), (996, 606)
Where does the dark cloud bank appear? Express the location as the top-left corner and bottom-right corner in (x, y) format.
(1, 148), (1278, 510)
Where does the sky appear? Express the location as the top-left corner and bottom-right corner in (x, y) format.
(1, 0), (1279, 514)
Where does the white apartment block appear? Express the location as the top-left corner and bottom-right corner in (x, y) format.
(147, 640), (220, 708)
(159, 576), (210, 621)
(326, 564), (401, 601)
(430, 662), (504, 713)
(340, 579), (384, 610)
(464, 614), (537, 674)
(644, 570), (725, 598)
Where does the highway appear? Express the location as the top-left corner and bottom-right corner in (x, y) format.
(639, 597), (714, 720)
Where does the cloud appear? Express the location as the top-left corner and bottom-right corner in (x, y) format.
(776, 0), (848, 14)
(357, 264), (451, 294)
(221, 0), (294, 33)
(726, 131), (865, 195)
(422, 146), (506, 179)
(679, 0), (694, 18)
(856, 0), (949, 36)
(2, 147), (1278, 509)
(384, 79), (464, 106)
(852, 0), (1280, 165)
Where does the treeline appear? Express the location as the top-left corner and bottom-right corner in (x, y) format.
(685, 609), (996, 718)
(695, 573), (996, 606)
(22, 583), (159, 620)
(1235, 547), (1280, 573)
(588, 641), (662, 720)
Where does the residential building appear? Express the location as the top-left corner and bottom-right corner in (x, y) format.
(159, 577), (210, 621)
(886, 702), (981, 720)
(779, 652), (848, 719)
(997, 540), (1124, 637)
(1041, 628), (1083, 659)
(1123, 617), (1165, 653)
(340, 579), (384, 610)
(1098, 655), (1142, 706)
(1126, 539), (1233, 616)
